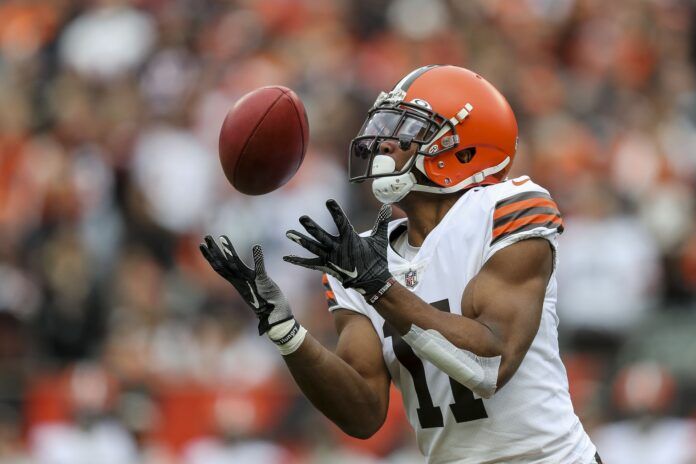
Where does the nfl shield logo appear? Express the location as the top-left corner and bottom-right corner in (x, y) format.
(405, 269), (418, 288)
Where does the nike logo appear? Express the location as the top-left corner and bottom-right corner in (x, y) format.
(246, 282), (260, 308)
(512, 177), (530, 186)
(329, 262), (358, 279)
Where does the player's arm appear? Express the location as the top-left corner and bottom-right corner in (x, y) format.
(283, 199), (551, 398)
(372, 238), (552, 392)
(199, 236), (389, 439)
(282, 309), (390, 438)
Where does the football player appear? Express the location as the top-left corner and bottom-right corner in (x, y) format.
(201, 65), (601, 463)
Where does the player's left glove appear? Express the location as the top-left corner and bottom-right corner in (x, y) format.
(200, 236), (306, 355)
(284, 199), (395, 303)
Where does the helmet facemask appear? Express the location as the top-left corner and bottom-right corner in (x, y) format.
(348, 91), (457, 183)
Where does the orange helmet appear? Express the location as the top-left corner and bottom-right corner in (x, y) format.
(349, 65), (518, 202)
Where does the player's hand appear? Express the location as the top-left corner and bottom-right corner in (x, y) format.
(284, 199), (393, 299)
(200, 236), (293, 335)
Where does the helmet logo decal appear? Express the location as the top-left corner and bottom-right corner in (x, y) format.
(373, 89), (406, 108)
(410, 98), (432, 110)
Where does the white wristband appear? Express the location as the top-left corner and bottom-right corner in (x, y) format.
(266, 319), (307, 356)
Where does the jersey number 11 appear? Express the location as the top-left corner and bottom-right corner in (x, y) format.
(383, 299), (488, 428)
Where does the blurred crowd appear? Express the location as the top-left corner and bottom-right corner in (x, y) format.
(0, 0), (695, 462)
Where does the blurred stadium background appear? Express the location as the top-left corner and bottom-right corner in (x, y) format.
(0, 0), (695, 462)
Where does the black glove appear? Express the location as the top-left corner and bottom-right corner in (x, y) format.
(283, 199), (393, 299)
(199, 236), (293, 335)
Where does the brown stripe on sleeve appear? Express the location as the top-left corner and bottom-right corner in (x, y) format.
(495, 191), (552, 209)
(493, 205), (561, 229)
(492, 191), (563, 245)
(494, 196), (558, 221)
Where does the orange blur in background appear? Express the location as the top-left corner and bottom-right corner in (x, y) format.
(0, 0), (695, 463)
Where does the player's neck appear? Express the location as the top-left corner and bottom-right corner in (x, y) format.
(398, 193), (462, 247)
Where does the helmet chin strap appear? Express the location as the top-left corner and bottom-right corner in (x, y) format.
(371, 154), (511, 204)
(412, 155), (511, 194)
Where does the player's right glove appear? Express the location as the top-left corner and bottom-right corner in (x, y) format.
(283, 199), (395, 304)
(199, 235), (306, 355)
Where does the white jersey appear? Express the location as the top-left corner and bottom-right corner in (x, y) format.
(324, 177), (597, 464)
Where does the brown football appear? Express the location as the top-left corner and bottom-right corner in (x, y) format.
(218, 86), (309, 195)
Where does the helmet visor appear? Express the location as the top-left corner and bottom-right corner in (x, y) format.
(349, 107), (442, 181)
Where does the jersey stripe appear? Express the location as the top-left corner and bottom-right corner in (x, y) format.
(493, 205), (560, 229)
(496, 190), (551, 204)
(322, 274), (338, 308)
(492, 191), (563, 245)
(492, 221), (564, 245)
(494, 197), (558, 221)
(493, 213), (562, 239)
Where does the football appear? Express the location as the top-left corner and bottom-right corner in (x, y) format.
(218, 85), (309, 195)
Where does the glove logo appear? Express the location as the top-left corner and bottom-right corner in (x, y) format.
(329, 262), (359, 279)
(246, 282), (260, 308)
